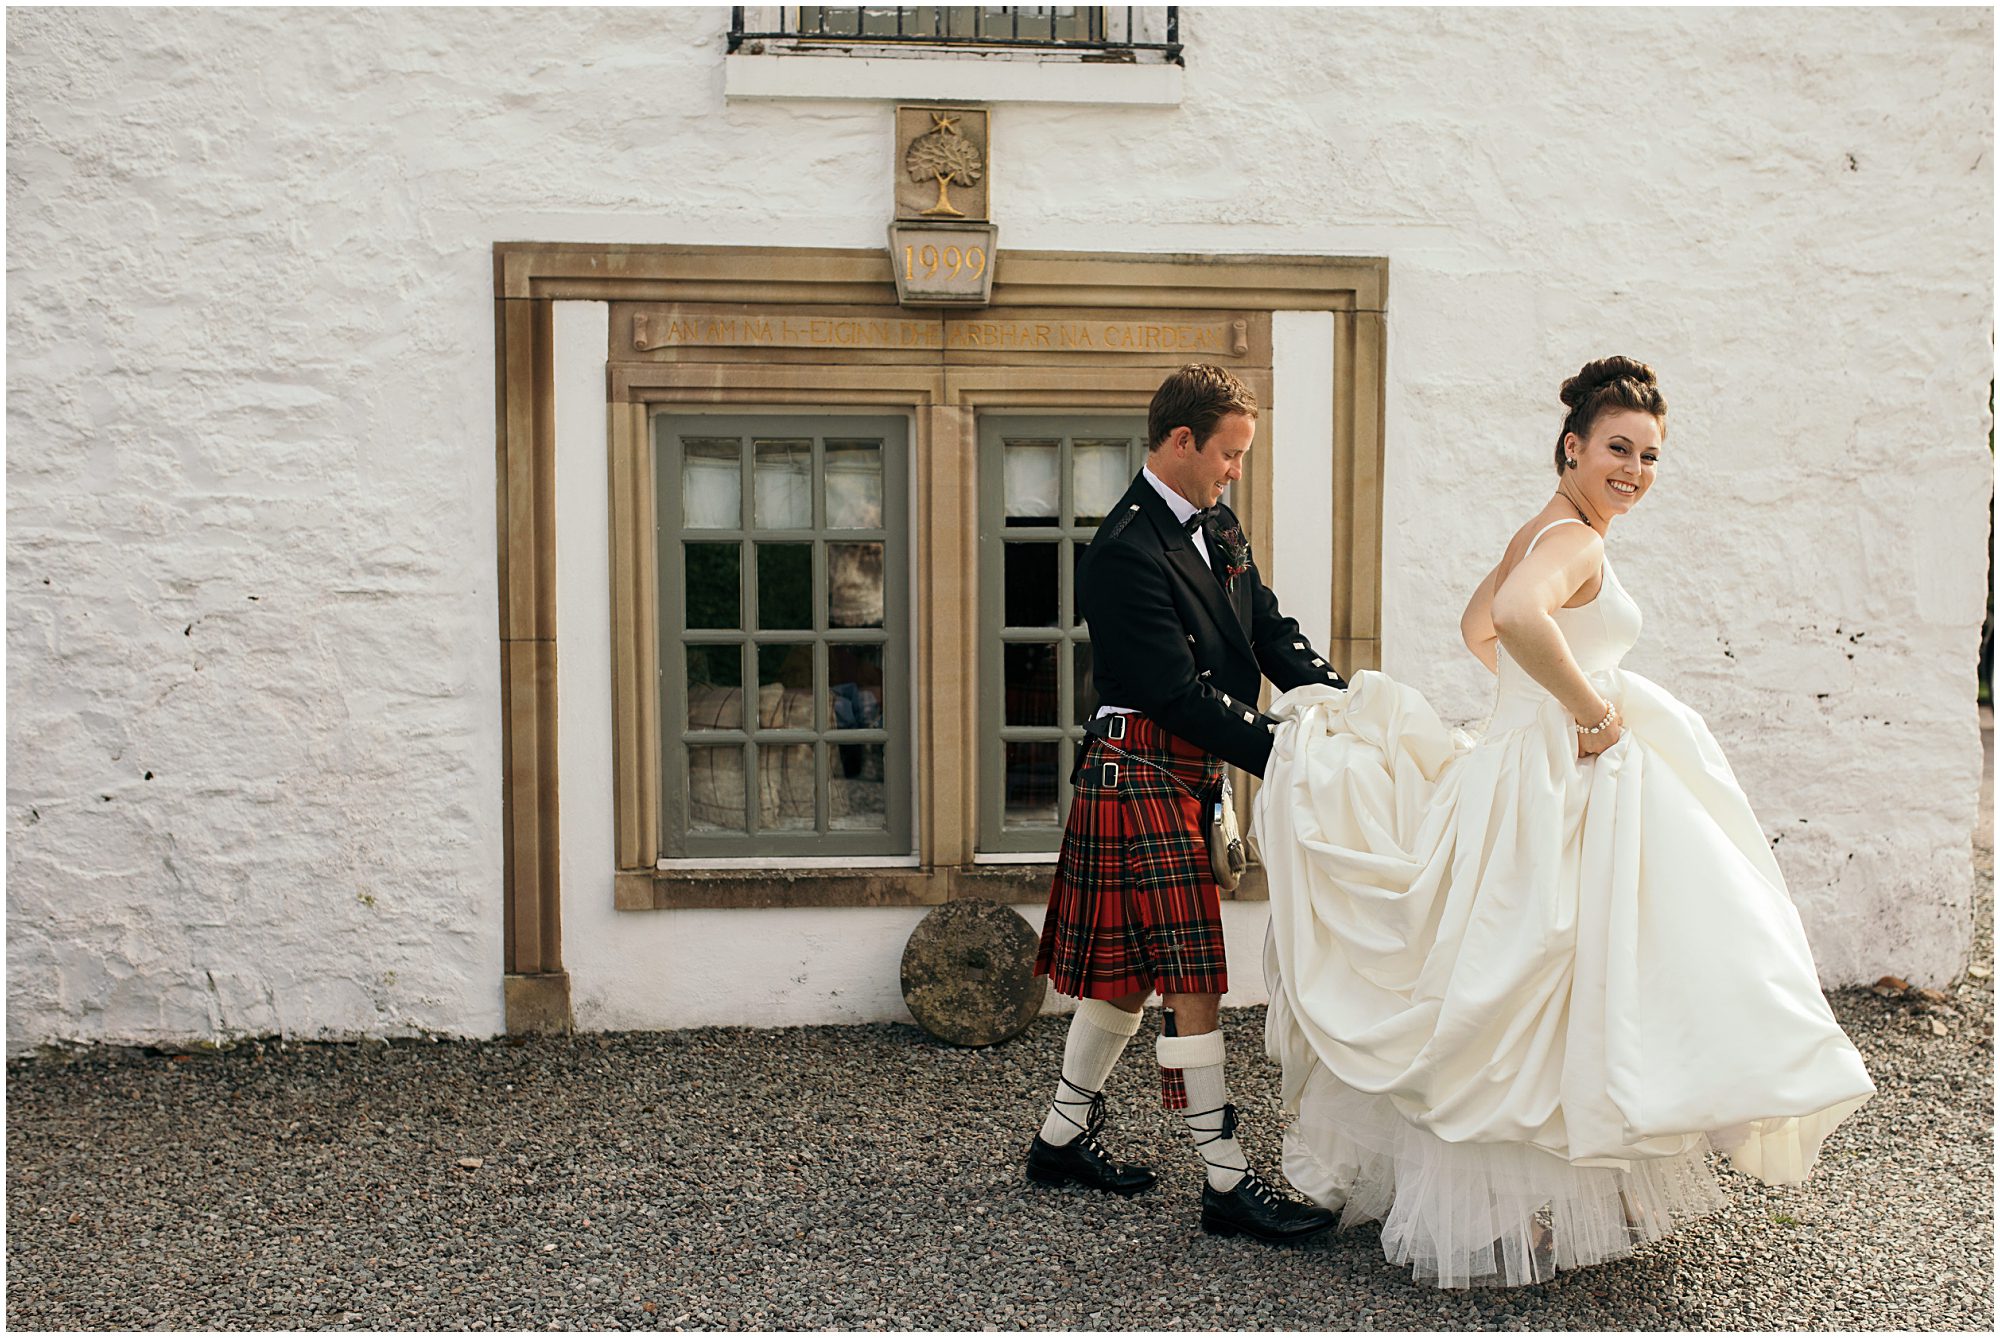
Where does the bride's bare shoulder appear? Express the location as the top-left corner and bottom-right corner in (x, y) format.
(1499, 507), (1588, 566)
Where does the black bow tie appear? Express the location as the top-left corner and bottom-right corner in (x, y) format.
(1181, 507), (1218, 536)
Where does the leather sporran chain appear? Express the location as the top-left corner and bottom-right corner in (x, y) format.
(1078, 718), (1248, 892)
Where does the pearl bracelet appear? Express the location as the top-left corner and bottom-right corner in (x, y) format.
(1578, 702), (1617, 735)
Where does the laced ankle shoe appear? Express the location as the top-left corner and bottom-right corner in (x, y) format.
(1025, 1087), (1157, 1198)
(1196, 1109), (1335, 1244)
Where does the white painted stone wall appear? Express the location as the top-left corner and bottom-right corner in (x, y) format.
(7, 6), (1990, 1051)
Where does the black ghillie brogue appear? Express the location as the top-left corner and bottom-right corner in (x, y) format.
(1025, 1086), (1157, 1197)
(1195, 1106), (1336, 1244)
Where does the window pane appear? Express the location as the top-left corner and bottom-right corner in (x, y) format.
(1003, 439), (1059, 526)
(685, 543), (741, 629)
(759, 744), (817, 831)
(1004, 741), (1059, 826)
(756, 542), (812, 629)
(1003, 542), (1058, 627)
(830, 743), (888, 831)
(1074, 640), (1100, 723)
(825, 439), (884, 529)
(1072, 440), (1130, 526)
(687, 745), (747, 832)
(828, 542), (885, 628)
(686, 644), (744, 731)
(828, 643), (886, 730)
(1071, 541), (1086, 627)
(757, 643), (815, 729)
(682, 437), (741, 529)
(1004, 642), (1059, 727)
(754, 438), (813, 529)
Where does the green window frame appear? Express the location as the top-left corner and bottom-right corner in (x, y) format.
(976, 414), (1149, 854)
(654, 413), (912, 858)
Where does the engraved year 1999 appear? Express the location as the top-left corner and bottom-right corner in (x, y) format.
(903, 244), (987, 284)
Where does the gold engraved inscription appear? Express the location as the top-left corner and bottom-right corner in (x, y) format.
(633, 311), (1250, 357)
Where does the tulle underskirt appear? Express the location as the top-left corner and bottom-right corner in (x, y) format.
(1282, 1065), (1728, 1289)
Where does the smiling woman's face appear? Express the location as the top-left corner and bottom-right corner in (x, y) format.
(1566, 408), (1662, 514)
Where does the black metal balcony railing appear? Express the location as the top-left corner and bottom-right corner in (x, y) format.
(729, 6), (1181, 64)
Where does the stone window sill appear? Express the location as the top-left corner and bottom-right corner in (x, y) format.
(722, 52), (1183, 105)
(614, 862), (1265, 910)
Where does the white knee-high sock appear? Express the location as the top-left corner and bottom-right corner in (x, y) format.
(1157, 1030), (1249, 1191)
(1039, 999), (1145, 1146)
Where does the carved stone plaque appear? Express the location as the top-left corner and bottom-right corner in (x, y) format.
(887, 220), (998, 306)
(901, 897), (1046, 1046)
(896, 105), (989, 222)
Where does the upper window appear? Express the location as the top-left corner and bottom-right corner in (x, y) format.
(729, 6), (1182, 62)
(655, 413), (912, 858)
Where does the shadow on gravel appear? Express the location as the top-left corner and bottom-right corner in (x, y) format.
(8, 722), (1993, 1332)
(9, 987), (1991, 1331)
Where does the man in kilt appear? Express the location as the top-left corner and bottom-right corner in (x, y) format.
(1027, 364), (1347, 1244)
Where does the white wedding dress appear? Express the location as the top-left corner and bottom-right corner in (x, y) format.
(1256, 519), (1875, 1288)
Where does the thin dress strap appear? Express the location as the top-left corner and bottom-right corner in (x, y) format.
(1523, 516), (1590, 557)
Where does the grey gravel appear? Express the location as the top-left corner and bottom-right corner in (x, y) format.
(8, 723), (1993, 1331)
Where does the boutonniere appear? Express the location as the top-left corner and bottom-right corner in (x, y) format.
(1214, 524), (1252, 583)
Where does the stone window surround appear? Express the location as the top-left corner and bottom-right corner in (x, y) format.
(493, 243), (1385, 1030)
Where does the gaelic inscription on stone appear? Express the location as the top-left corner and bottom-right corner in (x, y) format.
(901, 897), (1047, 1047)
(631, 307), (1252, 357)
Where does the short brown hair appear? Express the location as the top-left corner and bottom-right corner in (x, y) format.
(1554, 356), (1667, 473)
(1147, 364), (1259, 452)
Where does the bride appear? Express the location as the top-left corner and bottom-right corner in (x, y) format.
(1255, 356), (1875, 1288)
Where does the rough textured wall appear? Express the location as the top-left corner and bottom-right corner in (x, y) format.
(7, 6), (1990, 1050)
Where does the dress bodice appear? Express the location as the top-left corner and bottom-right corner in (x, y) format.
(1493, 523), (1642, 727)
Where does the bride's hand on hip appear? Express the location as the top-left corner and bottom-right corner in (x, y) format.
(1575, 701), (1623, 758)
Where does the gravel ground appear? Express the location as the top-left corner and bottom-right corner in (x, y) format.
(8, 725), (1992, 1331)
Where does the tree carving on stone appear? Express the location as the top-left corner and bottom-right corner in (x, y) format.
(905, 111), (984, 218)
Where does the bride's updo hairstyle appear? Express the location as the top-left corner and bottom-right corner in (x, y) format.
(1554, 356), (1666, 473)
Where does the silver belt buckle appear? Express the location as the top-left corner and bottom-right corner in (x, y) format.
(1106, 714), (1128, 741)
(1101, 761), (1119, 788)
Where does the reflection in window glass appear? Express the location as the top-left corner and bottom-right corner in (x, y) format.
(682, 437), (741, 529)
(1004, 740), (1059, 826)
(759, 743), (817, 831)
(1004, 542), (1059, 626)
(1004, 642), (1059, 726)
(757, 644), (815, 729)
(686, 644), (744, 730)
(829, 542), (885, 628)
(1071, 542), (1088, 627)
(757, 543), (813, 629)
(826, 440), (885, 529)
(754, 439), (814, 529)
(687, 745), (748, 831)
(830, 743), (888, 831)
(1003, 439), (1060, 525)
(828, 643), (886, 730)
(685, 544), (742, 629)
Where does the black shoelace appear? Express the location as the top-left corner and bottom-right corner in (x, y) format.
(1185, 1102), (1256, 1191)
(1050, 1078), (1110, 1156)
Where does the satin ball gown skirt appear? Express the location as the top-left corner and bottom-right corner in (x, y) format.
(1256, 669), (1875, 1288)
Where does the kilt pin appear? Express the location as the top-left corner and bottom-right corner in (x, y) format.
(1031, 470), (1345, 1110)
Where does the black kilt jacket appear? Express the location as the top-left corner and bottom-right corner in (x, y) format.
(1080, 472), (1345, 778)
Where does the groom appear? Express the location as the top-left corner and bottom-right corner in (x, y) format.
(1026, 363), (1346, 1243)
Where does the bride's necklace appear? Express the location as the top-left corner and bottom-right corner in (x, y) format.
(1556, 485), (1599, 531)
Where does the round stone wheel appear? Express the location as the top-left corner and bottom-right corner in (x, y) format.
(901, 897), (1047, 1047)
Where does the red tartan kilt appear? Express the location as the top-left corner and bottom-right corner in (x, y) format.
(1035, 715), (1228, 1000)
